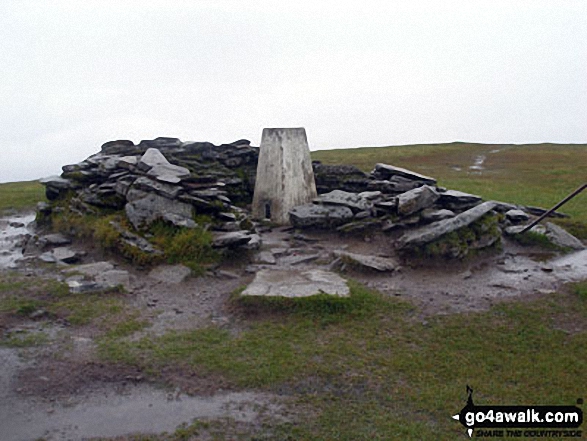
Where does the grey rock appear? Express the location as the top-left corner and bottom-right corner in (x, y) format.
(504, 225), (546, 236)
(40, 176), (72, 200)
(333, 250), (398, 272)
(36, 202), (52, 215)
(137, 148), (171, 171)
(315, 190), (372, 213)
(39, 175), (72, 189)
(244, 234), (262, 251)
(289, 204), (354, 228)
(505, 209), (530, 223)
(545, 222), (585, 250)
(279, 253), (320, 266)
(101, 140), (135, 155)
(149, 265), (192, 284)
(53, 247), (82, 264)
(63, 261), (114, 277)
(524, 206), (569, 219)
(38, 233), (72, 247)
(397, 201), (497, 248)
(421, 208), (455, 222)
(212, 231), (254, 248)
(125, 192), (193, 229)
(67, 279), (99, 293)
(161, 213), (197, 229)
(358, 191), (382, 200)
(354, 211), (372, 220)
(132, 176), (181, 199)
(490, 201), (520, 213)
(372, 163), (436, 184)
(218, 212), (237, 222)
(216, 270), (240, 279)
(313, 162), (370, 194)
(438, 190), (482, 210)
(147, 164), (190, 180)
(116, 155), (138, 168)
(40, 247), (82, 264)
(254, 251), (277, 265)
(109, 221), (164, 256)
(95, 270), (130, 290)
(337, 220), (382, 234)
(397, 185), (439, 216)
(241, 269), (349, 298)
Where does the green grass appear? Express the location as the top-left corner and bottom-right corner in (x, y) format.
(0, 273), (145, 342)
(313, 142), (587, 230)
(97, 281), (587, 440)
(1, 330), (49, 347)
(0, 180), (46, 213)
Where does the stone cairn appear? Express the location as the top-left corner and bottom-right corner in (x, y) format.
(39, 137), (584, 264)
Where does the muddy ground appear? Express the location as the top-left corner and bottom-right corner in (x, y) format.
(1, 211), (586, 440)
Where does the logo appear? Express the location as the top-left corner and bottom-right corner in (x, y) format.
(452, 386), (583, 438)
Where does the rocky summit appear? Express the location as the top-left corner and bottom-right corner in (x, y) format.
(38, 136), (584, 269)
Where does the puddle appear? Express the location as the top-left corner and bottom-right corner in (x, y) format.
(469, 155), (486, 171)
(0, 212), (35, 269)
(551, 249), (587, 282)
(1, 382), (278, 441)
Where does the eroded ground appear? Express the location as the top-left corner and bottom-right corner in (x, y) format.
(1, 212), (586, 440)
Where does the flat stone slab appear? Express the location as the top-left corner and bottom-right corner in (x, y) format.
(505, 209), (530, 222)
(149, 264), (192, 284)
(314, 190), (372, 213)
(212, 231), (254, 248)
(241, 269), (350, 298)
(544, 222), (585, 250)
(397, 201), (497, 248)
(38, 233), (72, 247)
(333, 250), (399, 272)
(39, 247), (82, 264)
(372, 163), (436, 184)
(96, 270), (130, 290)
(438, 189), (482, 206)
(64, 261), (115, 277)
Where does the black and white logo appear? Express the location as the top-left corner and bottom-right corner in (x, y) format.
(452, 386), (583, 438)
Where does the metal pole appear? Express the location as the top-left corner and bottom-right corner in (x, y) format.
(518, 183), (587, 234)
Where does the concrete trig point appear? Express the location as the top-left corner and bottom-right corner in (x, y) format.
(252, 128), (317, 225)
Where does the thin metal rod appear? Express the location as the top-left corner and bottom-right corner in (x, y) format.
(519, 183), (587, 233)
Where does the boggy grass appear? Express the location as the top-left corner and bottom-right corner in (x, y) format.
(0, 273), (145, 345)
(96, 280), (587, 440)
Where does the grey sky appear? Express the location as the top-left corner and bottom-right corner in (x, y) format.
(1, 0), (586, 183)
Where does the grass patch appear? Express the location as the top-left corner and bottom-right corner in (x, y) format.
(1, 330), (48, 347)
(509, 230), (567, 251)
(0, 273), (146, 343)
(571, 281), (587, 300)
(0, 180), (46, 213)
(51, 208), (219, 270)
(96, 280), (587, 440)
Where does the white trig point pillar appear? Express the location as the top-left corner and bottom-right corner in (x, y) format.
(252, 128), (317, 225)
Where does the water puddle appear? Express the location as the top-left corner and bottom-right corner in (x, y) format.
(551, 249), (587, 282)
(1, 383), (278, 441)
(469, 154), (486, 171)
(0, 212), (35, 269)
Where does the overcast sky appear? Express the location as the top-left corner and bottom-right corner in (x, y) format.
(1, 0), (586, 183)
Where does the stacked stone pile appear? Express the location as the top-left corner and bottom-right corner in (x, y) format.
(39, 136), (584, 262)
(290, 163), (584, 257)
(40, 137), (260, 240)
